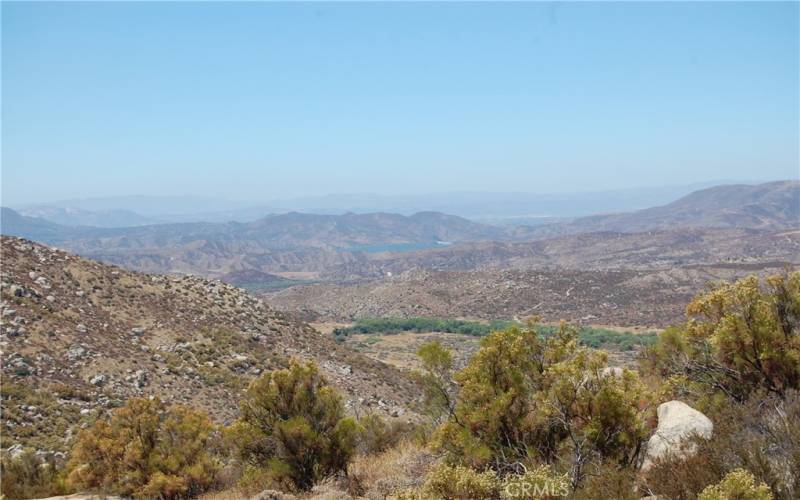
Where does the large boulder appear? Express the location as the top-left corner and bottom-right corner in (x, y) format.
(641, 400), (713, 471)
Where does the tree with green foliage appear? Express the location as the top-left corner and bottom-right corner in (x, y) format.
(432, 322), (650, 490)
(415, 340), (459, 423)
(229, 360), (358, 491)
(646, 272), (800, 402)
(65, 397), (220, 498)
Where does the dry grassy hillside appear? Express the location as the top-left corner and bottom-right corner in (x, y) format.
(0, 236), (417, 453)
(267, 264), (797, 327)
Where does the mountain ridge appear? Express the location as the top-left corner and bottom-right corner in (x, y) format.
(1, 181), (797, 280)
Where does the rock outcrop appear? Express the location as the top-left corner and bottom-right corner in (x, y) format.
(641, 400), (713, 471)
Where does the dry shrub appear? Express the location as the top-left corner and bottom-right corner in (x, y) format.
(348, 441), (438, 499)
(0, 450), (69, 500)
(357, 412), (417, 455)
(419, 463), (500, 499)
(573, 460), (637, 500)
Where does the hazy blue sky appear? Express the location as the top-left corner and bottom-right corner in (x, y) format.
(2, 2), (798, 205)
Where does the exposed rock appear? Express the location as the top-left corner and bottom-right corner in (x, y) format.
(250, 490), (296, 500)
(6, 443), (24, 459)
(89, 374), (107, 386)
(641, 400), (713, 471)
(67, 345), (88, 361)
(135, 369), (148, 388)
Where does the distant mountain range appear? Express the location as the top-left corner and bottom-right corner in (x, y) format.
(11, 180), (749, 226)
(538, 180), (800, 235)
(1, 181), (797, 279)
(14, 206), (158, 227)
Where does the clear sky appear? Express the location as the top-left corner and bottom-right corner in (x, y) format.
(2, 2), (798, 206)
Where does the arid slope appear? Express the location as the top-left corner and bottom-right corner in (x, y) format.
(0, 237), (417, 453)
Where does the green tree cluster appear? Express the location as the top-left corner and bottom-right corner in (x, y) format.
(335, 317), (658, 351)
(333, 317), (517, 340)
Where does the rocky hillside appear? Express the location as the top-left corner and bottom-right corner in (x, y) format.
(267, 263), (796, 327)
(0, 237), (417, 454)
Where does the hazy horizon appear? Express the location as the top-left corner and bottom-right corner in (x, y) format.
(3, 2), (798, 206)
(7, 177), (781, 208)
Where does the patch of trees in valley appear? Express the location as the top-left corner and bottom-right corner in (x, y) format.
(333, 317), (659, 351)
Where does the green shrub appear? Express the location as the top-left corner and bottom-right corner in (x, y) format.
(230, 360), (358, 491)
(432, 322), (651, 489)
(645, 272), (800, 402)
(698, 469), (774, 500)
(421, 463), (501, 499)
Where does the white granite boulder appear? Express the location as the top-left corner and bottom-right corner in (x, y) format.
(641, 400), (713, 471)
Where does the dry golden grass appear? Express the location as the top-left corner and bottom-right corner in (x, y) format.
(344, 332), (480, 371)
(349, 441), (439, 499)
(309, 321), (351, 335)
